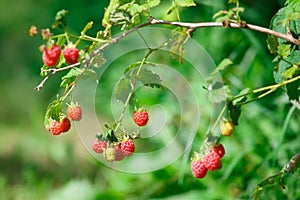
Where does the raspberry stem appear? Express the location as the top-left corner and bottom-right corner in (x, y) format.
(113, 49), (153, 133)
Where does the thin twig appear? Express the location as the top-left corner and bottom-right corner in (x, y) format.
(149, 17), (300, 45)
(34, 62), (81, 91)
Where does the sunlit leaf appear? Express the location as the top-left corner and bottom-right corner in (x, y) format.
(52, 9), (68, 29)
(60, 68), (82, 87)
(44, 99), (63, 130)
(137, 68), (162, 87)
(211, 58), (233, 76)
(278, 44), (291, 58)
(115, 78), (132, 103)
(274, 50), (300, 83)
(175, 0), (196, 7)
(282, 65), (299, 79)
(146, 0), (160, 8)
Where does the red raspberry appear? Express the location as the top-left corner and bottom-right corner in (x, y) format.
(211, 143), (225, 158)
(61, 117), (71, 132)
(49, 117), (70, 135)
(68, 103), (82, 121)
(63, 47), (79, 64)
(191, 160), (208, 178)
(133, 110), (149, 126)
(42, 44), (61, 67)
(202, 151), (221, 171)
(120, 139), (135, 156)
(92, 139), (107, 154)
(114, 145), (125, 161)
(49, 120), (64, 135)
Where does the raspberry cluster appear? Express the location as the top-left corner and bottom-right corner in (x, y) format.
(92, 136), (135, 162)
(48, 102), (82, 136)
(191, 143), (225, 179)
(42, 43), (79, 67)
(91, 108), (148, 161)
(50, 117), (71, 135)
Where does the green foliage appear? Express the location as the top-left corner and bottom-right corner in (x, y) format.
(102, 0), (161, 35)
(115, 78), (132, 103)
(167, 0), (196, 15)
(169, 27), (191, 64)
(227, 101), (241, 126)
(5, 0), (298, 199)
(52, 9), (69, 29)
(44, 99), (63, 129)
(267, 1), (300, 102)
(174, 0), (196, 7)
(60, 68), (82, 87)
(254, 153), (300, 199)
(213, 1), (244, 22)
(115, 62), (162, 104)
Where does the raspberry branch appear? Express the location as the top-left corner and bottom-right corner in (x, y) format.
(35, 62), (80, 91)
(35, 17), (299, 91)
(113, 50), (153, 133)
(230, 75), (300, 106)
(148, 17), (300, 46)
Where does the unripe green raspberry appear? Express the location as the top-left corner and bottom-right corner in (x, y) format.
(104, 147), (115, 162)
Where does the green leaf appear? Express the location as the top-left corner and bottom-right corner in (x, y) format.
(175, 0), (196, 7)
(44, 99), (63, 130)
(169, 27), (190, 64)
(83, 68), (98, 80)
(124, 63), (161, 88)
(266, 35), (279, 54)
(104, 129), (118, 143)
(102, 0), (120, 36)
(167, 5), (176, 15)
(207, 82), (226, 103)
(137, 68), (162, 87)
(211, 58), (233, 76)
(52, 9), (68, 29)
(60, 68), (82, 87)
(115, 78), (132, 103)
(278, 44), (291, 58)
(227, 101), (241, 126)
(40, 65), (50, 77)
(282, 65), (299, 80)
(90, 52), (106, 68)
(286, 78), (300, 101)
(274, 50), (300, 84)
(212, 10), (228, 20)
(146, 0), (160, 8)
(269, 5), (300, 45)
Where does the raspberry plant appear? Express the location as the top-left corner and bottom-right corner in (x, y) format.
(31, 0), (300, 198)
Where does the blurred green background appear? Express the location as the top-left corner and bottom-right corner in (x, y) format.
(1, 0), (299, 199)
